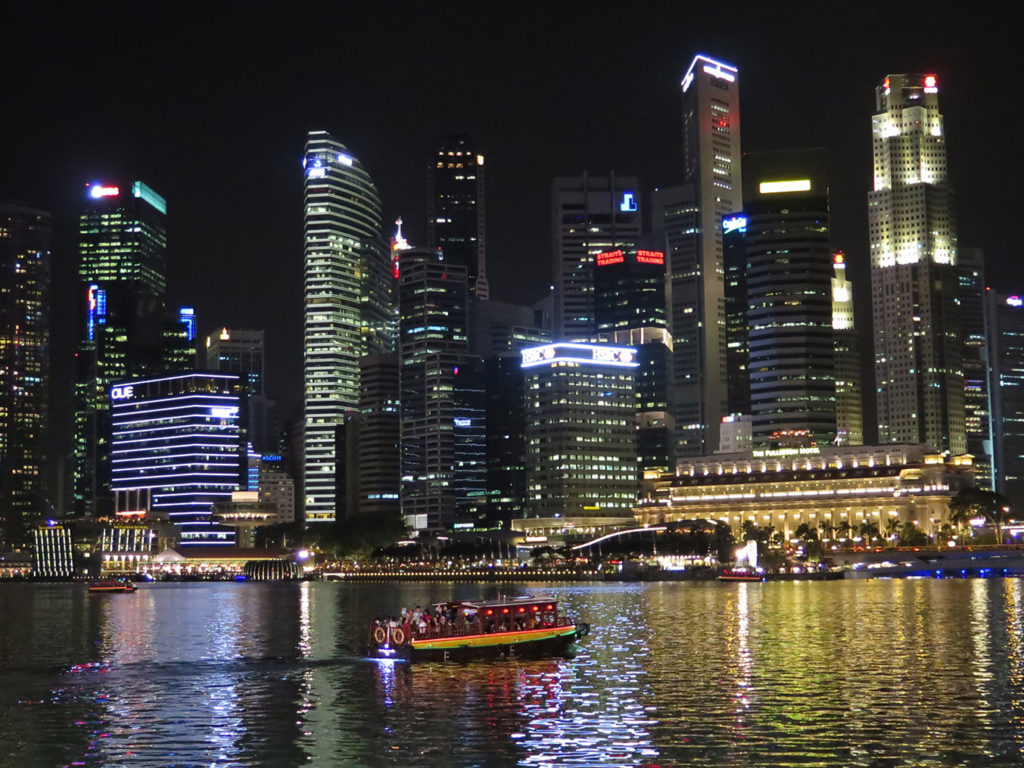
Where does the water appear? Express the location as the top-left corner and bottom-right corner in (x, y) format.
(1, 578), (1023, 767)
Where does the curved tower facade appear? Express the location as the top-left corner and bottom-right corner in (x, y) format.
(302, 131), (387, 523)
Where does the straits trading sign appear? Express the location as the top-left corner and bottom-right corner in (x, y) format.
(520, 343), (639, 369)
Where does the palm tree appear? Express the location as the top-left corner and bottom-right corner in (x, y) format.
(820, 520), (835, 543)
(858, 522), (881, 547)
(836, 520), (852, 543)
(794, 522), (818, 543)
(948, 488), (1013, 545)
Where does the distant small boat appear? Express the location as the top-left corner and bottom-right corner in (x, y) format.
(88, 578), (137, 593)
(719, 569), (765, 582)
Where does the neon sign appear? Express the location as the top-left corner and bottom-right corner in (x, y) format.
(111, 385), (134, 401)
(636, 250), (664, 265)
(723, 215), (747, 234)
(453, 418), (471, 427)
(619, 192), (637, 212)
(521, 343), (638, 369)
(1008, 296), (1023, 308)
(210, 406), (239, 419)
(596, 250), (624, 266)
(89, 184), (119, 198)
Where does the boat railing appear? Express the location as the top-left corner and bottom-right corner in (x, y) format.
(371, 616), (574, 645)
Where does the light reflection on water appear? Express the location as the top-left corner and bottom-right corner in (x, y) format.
(1, 579), (1024, 765)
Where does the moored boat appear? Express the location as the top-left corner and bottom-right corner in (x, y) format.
(718, 569), (765, 582)
(88, 578), (137, 593)
(367, 596), (589, 662)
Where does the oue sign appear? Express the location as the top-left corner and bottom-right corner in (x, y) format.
(110, 385), (134, 401)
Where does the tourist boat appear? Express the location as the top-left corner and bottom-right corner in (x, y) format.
(367, 596), (590, 662)
(88, 578), (138, 593)
(718, 569), (765, 582)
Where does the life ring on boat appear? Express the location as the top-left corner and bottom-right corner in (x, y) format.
(373, 626), (387, 644)
(391, 627), (406, 645)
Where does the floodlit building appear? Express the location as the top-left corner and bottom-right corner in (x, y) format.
(635, 444), (975, 541)
(869, 73), (964, 454)
(521, 343), (638, 532)
(653, 54), (742, 457)
(832, 252), (864, 445)
(302, 131), (392, 523)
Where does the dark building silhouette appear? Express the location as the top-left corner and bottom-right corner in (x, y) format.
(0, 202), (52, 547)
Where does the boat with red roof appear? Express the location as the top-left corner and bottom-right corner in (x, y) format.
(367, 595), (589, 661)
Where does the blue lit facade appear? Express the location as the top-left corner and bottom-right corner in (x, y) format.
(110, 373), (246, 546)
(987, 293), (1024, 508)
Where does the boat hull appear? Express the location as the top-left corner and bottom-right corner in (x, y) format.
(369, 623), (589, 662)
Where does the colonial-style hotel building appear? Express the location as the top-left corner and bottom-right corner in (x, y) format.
(634, 443), (975, 540)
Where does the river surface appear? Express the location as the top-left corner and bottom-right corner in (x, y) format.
(1, 578), (1023, 767)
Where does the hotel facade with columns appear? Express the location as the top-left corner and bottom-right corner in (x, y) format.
(634, 444), (975, 540)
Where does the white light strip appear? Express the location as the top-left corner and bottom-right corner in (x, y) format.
(759, 179), (812, 194)
(682, 53), (738, 92)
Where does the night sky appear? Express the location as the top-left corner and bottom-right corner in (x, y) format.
(2, 3), (1018, 443)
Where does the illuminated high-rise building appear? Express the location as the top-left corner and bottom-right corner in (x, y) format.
(0, 202), (51, 547)
(521, 343), (638, 526)
(552, 173), (641, 342)
(987, 293), (1024, 507)
(427, 134), (488, 299)
(593, 245), (674, 473)
(74, 181), (168, 517)
(110, 373), (245, 546)
(302, 131), (391, 523)
(869, 73), (964, 454)
(832, 253), (864, 446)
(653, 53), (742, 457)
(206, 328), (264, 396)
(958, 247), (991, 483)
(397, 245), (481, 532)
(742, 150), (835, 447)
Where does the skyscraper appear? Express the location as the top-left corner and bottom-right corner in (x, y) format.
(958, 247), (991, 483)
(397, 246), (476, 531)
(552, 173), (641, 342)
(986, 293), (1024, 507)
(593, 245), (675, 473)
(74, 181), (168, 517)
(471, 300), (551, 526)
(869, 74), (964, 454)
(302, 131), (390, 523)
(427, 134), (488, 299)
(741, 150), (836, 448)
(832, 253), (864, 446)
(0, 202), (51, 547)
(205, 328), (264, 395)
(522, 343), (638, 524)
(110, 373), (245, 546)
(653, 53), (742, 457)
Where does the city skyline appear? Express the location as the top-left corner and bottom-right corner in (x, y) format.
(0, 6), (1016, 433)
